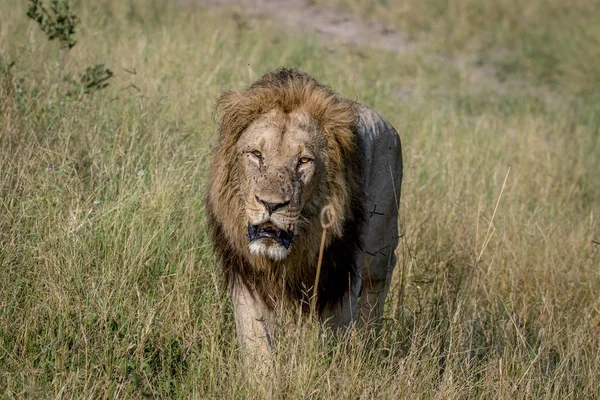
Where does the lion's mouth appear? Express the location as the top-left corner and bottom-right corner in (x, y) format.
(247, 223), (294, 249)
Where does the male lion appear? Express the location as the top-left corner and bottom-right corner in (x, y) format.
(207, 68), (402, 356)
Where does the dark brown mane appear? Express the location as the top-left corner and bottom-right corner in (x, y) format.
(206, 68), (365, 313)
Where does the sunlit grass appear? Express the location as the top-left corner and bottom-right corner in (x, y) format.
(1, 0), (599, 397)
(318, 0), (600, 98)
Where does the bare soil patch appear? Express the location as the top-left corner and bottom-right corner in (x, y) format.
(198, 0), (414, 52)
(196, 0), (559, 104)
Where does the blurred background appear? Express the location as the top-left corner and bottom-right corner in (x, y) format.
(1, 0), (599, 397)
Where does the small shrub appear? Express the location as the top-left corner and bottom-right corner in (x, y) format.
(26, 0), (114, 95)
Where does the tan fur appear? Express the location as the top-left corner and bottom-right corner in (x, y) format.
(206, 69), (403, 357)
(208, 70), (358, 261)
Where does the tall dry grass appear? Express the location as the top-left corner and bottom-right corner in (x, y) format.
(1, 0), (599, 397)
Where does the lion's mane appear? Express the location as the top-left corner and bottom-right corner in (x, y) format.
(206, 68), (365, 311)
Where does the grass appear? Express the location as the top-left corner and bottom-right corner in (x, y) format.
(318, 0), (600, 98)
(1, 0), (599, 397)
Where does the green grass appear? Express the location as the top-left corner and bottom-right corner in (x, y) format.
(318, 0), (600, 99)
(1, 0), (599, 397)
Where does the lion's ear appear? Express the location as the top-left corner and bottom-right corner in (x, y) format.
(214, 91), (240, 124)
(215, 91), (245, 142)
(215, 90), (262, 144)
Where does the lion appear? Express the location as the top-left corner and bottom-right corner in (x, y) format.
(206, 68), (402, 356)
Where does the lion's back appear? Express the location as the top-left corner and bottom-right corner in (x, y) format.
(355, 104), (403, 284)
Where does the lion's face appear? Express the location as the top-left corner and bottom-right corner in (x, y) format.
(237, 109), (322, 261)
(210, 69), (359, 268)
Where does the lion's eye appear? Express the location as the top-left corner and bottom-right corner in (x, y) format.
(298, 156), (312, 164)
(251, 150), (262, 158)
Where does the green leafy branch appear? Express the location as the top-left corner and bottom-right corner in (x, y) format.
(27, 0), (78, 72)
(66, 64), (114, 97)
(26, 0), (114, 96)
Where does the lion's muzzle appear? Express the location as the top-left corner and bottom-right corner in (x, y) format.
(247, 223), (294, 249)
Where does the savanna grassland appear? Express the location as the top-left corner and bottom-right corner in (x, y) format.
(1, 0), (599, 398)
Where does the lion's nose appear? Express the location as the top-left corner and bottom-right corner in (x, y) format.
(256, 195), (290, 214)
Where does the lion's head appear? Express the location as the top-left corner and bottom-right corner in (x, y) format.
(207, 68), (362, 273)
(238, 108), (322, 260)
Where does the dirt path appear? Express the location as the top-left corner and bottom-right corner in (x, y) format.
(199, 0), (414, 53)
(197, 0), (558, 102)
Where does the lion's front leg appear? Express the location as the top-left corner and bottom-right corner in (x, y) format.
(230, 278), (274, 363)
